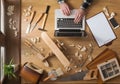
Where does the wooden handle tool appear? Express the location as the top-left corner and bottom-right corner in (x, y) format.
(38, 5), (50, 31)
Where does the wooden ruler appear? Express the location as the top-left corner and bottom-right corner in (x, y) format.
(41, 32), (70, 67)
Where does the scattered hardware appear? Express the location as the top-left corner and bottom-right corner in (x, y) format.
(7, 5), (15, 16)
(43, 68), (64, 81)
(103, 7), (110, 17)
(26, 11), (36, 34)
(41, 32), (70, 67)
(97, 58), (120, 81)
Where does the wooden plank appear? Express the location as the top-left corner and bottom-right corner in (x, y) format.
(41, 32), (70, 67)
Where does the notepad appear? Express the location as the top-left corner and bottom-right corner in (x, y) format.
(86, 12), (116, 47)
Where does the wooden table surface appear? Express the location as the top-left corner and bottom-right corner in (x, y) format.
(21, 0), (120, 83)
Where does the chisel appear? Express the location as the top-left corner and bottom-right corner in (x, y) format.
(26, 11), (36, 34)
(30, 13), (44, 32)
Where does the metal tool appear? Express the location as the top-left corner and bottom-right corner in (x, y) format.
(38, 5), (50, 31)
(30, 5), (50, 32)
(30, 13), (44, 32)
(26, 11), (36, 34)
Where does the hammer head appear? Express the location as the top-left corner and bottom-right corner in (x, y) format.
(38, 28), (47, 31)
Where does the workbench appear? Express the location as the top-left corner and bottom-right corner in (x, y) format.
(21, 0), (120, 84)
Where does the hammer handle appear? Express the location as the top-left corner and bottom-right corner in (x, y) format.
(43, 74), (54, 81)
(41, 13), (47, 29)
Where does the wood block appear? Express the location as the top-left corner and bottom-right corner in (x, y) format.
(41, 32), (70, 67)
(87, 48), (117, 70)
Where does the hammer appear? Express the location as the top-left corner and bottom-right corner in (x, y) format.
(38, 5), (50, 31)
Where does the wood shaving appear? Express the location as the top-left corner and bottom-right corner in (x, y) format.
(7, 5), (15, 16)
(75, 51), (79, 57)
(23, 18), (28, 22)
(28, 5), (33, 11)
(30, 38), (36, 43)
(8, 18), (18, 37)
(36, 37), (40, 42)
(43, 61), (50, 67)
(31, 37), (40, 44)
(69, 44), (75, 47)
(14, 31), (18, 37)
(88, 57), (92, 61)
(70, 58), (73, 62)
(88, 55), (93, 61)
(79, 54), (83, 58)
(40, 48), (44, 52)
(23, 5), (33, 17)
(80, 46), (87, 52)
(75, 44), (82, 50)
(77, 69), (82, 72)
(74, 65), (77, 68)
(65, 67), (72, 72)
(89, 43), (92, 47)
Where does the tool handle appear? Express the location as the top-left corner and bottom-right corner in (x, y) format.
(36, 13), (44, 24)
(41, 13), (47, 29)
(25, 40), (33, 46)
(43, 74), (54, 81)
(30, 11), (36, 23)
(24, 42), (32, 48)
